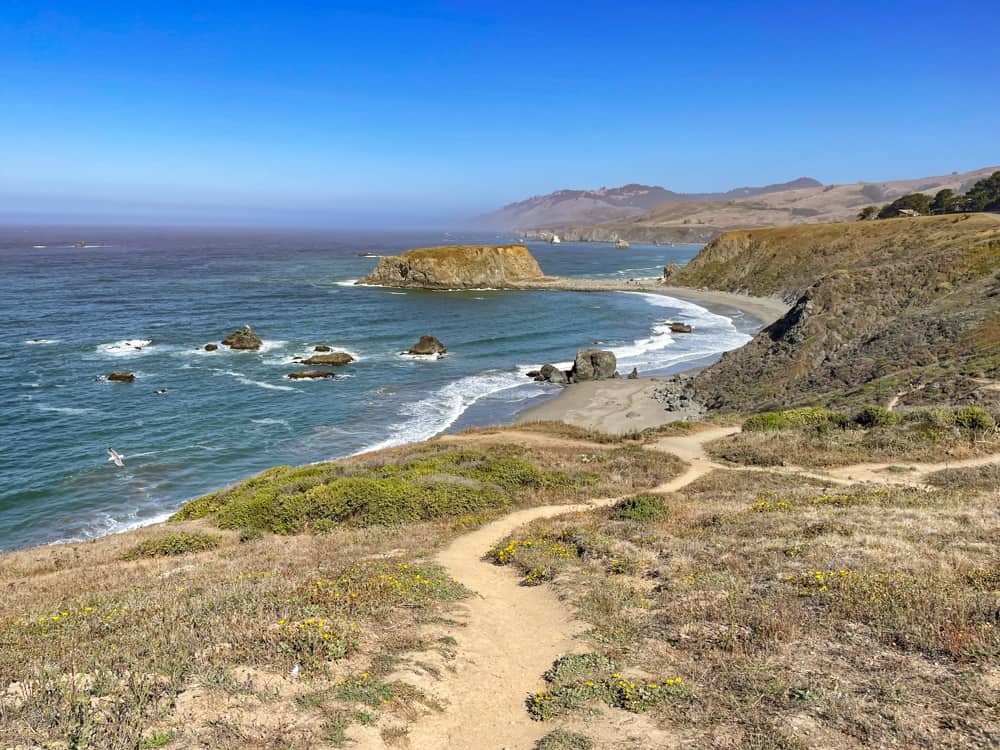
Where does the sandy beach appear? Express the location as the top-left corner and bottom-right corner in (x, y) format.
(515, 281), (788, 434)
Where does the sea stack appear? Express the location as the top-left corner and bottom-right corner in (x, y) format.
(222, 325), (263, 351)
(407, 336), (447, 356)
(359, 245), (544, 289)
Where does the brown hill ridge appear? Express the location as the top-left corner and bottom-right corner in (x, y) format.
(548, 166), (999, 243)
(360, 244), (545, 289)
(683, 213), (1000, 411)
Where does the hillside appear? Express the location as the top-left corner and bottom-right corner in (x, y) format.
(555, 166), (999, 243)
(682, 214), (1000, 411)
(476, 178), (820, 230)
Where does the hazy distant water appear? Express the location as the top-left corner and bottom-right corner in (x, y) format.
(0, 227), (751, 550)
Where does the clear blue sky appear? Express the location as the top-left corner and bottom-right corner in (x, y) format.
(1, 0), (998, 226)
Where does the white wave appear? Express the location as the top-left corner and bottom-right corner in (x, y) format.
(335, 279), (360, 287)
(36, 405), (97, 415)
(355, 368), (536, 455)
(24, 338), (59, 345)
(97, 339), (153, 356)
(398, 352), (446, 361)
(214, 369), (297, 392)
(257, 339), (287, 353)
(251, 417), (291, 428)
(389, 292), (407, 295)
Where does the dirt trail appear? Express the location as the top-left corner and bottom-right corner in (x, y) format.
(396, 427), (999, 748)
(400, 426), (737, 749)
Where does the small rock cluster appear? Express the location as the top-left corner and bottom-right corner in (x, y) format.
(528, 348), (618, 385)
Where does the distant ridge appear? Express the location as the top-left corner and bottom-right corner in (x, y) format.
(476, 177), (821, 230)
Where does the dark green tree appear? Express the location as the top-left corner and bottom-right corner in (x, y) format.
(857, 205), (879, 221)
(962, 171), (1000, 212)
(930, 188), (957, 214)
(877, 193), (932, 219)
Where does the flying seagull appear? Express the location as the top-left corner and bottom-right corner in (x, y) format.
(107, 447), (125, 468)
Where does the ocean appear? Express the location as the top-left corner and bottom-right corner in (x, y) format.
(0, 226), (752, 551)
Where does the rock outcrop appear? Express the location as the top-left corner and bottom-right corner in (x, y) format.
(360, 245), (544, 289)
(529, 363), (569, 385)
(222, 326), (262, 351)
(570, 349), (617, 382)
(204, 344), (218, 352)
(301, 353), (354, 366)
(107, 371), (135, 382)
(288, 370), (336, 380)
(407, 336), (447, 356)
(669, 322), (692, 333)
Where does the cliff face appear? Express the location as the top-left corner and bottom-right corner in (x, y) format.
(686, 214), (1000, 411)
(360, 245), (545, 289)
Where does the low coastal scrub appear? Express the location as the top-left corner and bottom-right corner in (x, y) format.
(172, 440), (682, 534)
(121, 531), (221, 559)
(925, 462), (1000, 490)
(535, 729), (594, 750)
(507, 466), (998, 747)
(611, 492), (669, 522)
(713, 406), (999, 466)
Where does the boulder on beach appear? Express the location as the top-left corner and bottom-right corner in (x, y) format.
(570, 349), (617, 382)
(408, 336), (447, 356)
(627, 367), (639, 379)
(204, 344), (218, 352)
(669, 322), (693, 333)
(107, 371), (135, 382)
(287, 370), (336, 380)
(538, 363), (569, 385)
(302, 352), (354, 366)
(222, 325), (263, 351)
(313, 345), (332, 352)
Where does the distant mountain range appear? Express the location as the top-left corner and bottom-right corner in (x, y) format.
(476, 178), (822, 230)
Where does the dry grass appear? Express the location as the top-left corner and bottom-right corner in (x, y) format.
(0, 426), (681, 748)
(493, 468), (999, 748)
(707, 409), (1000, 468)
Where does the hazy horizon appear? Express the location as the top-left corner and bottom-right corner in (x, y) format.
(2, 1), (998, 228)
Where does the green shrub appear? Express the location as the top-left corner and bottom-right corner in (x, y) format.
(612, 493), (668, 522)
(535, 730), (594, 750)
(122, 532), (221, 560)
(743, 408), (846, 432)
(853, 405), (901, 429)
(544, 653), (618, 683)
(953, 406), (996, 432)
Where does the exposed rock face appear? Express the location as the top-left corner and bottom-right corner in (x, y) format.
(313, 345), (332, 352)
(669, 322), (693, 333)
(204, 344), (218, 352)
(287, 370), (336, 380)
(222, 325), (262, 351)
(570, 349), (617, 382)
(662, 261), (679, 280)
(301, 353), (354, 366)
(360, 245), (544, 289)
(107, 371), (135, 382)
(408, 336), (447, 356)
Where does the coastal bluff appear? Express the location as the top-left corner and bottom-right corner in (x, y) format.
(359, 244), (545, 289)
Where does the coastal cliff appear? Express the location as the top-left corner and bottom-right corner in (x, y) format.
(360, 244), (545, 289)
(685, 214), (1000, 410)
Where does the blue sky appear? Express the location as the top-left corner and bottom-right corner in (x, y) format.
(1, 1), (998, 226)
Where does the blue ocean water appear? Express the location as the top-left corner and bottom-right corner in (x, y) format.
(0, 227), (750, 550)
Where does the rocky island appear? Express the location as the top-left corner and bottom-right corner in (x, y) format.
(359, 244), (545, 289)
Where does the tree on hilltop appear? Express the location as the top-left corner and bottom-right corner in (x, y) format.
(931, 189), (957, 214)
(857, 205), (879, 221)
(877, 193), (932, 219)
(962, 171), (1000, 212)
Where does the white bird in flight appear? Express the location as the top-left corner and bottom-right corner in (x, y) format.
(107, 447), (125, 468)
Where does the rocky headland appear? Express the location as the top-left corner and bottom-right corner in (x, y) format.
(359, 245), (545, 289)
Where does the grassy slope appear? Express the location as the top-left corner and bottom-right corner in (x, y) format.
(674, 214), (1000, 411)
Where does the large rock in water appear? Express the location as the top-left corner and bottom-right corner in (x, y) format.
(408, 336), (447, 355)
(301, 353), (354, 366)
(222, 325), (263, 350)
(107, 371), (135, 382)
(359, 245), (545, 289)
(570, 349), (617, 382)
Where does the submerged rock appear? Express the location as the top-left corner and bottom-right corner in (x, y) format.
(107, 371), (135, 382)
(313, 345), (332, 352)
(570, 349), (617, 382)
(302, 353), (354, 366)
(204, 343), (218, 352)
(222, 325), (262, 351)
(287, 370), (336, 380)
(408, 336), (447, 356)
